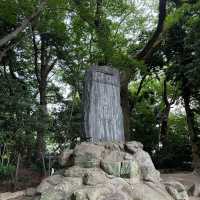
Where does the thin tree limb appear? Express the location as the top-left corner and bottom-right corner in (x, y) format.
(136, 0), (167, 61)
(46, 58), (57, 77)
(169, 87), (177, 105)
(0, 41), (20, 63)
(113, 10), (132, 39)
(136, 74), (147, 96)
(31, 27), (40, 83)
(0, 0), (47, 48)
(163, 78), (170, 106)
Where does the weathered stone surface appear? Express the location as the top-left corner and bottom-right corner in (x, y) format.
(164, 181), (189, 200)
(47, 174), (64, 185)
(40, 190), (65, 200)
(188, 183), (200, 197)
(33, 195), (41, 200)
(125, 141), (158, 183)
(55, 177), (82, 192)
(100, 150), (123, 177)
(51, 177), (82, 199)
(124, 153), (134, 160)
(72, 184), (116, 200)
(37, 175), (64, 193)
(59, 149), (73, 167)
(26, 187), (37, 197)
(64, 166), (92, 177)
(37, 179), (54, 194)
(0, 191), (25, 200)
(100, 160), (121, 177)
(131, 182), (174, 200)
(104, 142), (124, 151)
(103, 150), (124, 162)
(83, 170), (108, 186)
(133, 149), (160, 182)
(74, 143), (105, 168)
(109, 177), (130, 189)
(120, 160), (140, 178)
(36, 142), (178, 200)
(84, 66), (124, 142)
(125, 141), (143, 154)
(165, 181), (186, 192)
(73, 180), (130, 200)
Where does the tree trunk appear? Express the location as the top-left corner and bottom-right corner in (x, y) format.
(160, 79), (171, 147)
(35, 78), (47, 160)
(160, 105), (170, 147)
(120, 72), (130, 141)
(183, 89), (200, 175)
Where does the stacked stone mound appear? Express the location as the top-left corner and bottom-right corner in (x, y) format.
(35, 141), (188, 200)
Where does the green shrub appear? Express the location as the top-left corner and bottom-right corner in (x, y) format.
(0, 164), (16, 180)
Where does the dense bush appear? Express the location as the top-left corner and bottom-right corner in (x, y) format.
(154, 114), (192, 170)
(0, 164), (16, 180)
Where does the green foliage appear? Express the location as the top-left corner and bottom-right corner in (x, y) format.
(1, 0), (199, 173)
(0, 164), (16, 180)
(165, 3), (191, 28)
(154, 114), (192, 169)
(130, 101), (160, 153)
(51, 95), (82, 149)
(129, 77), (162, 153)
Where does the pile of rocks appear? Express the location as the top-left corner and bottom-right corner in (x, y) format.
(34, 141), (189, 200)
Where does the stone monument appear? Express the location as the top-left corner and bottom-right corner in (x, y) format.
(29, 66), (189, 200)
(84, 65), (124, 142)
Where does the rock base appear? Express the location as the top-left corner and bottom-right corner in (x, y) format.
(35, 141), (189, 200)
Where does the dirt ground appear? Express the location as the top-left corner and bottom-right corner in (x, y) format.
(0, 168), (43, 193)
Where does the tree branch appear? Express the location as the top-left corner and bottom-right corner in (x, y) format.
(113, 10), (132, 39)
(31, 27), (40, 83)
(0, 0), (47, 48)
(46, 58), (57, 77)
(0, 40), (21, 63)
(136, 0), (167, 61)
(163, 78), (170, 106)
(3, 64), (13, 95)
(169, 86), (177, 105)
(136, 74), (147, 96)
(73, 0), (95, 28)
(94, 0), (103, 28)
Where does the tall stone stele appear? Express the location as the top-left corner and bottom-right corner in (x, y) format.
(84, 65), (124, 142)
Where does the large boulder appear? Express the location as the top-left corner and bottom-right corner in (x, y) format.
(0, 191), (25, 200)
(74, 142), (105, 168)
(188, 183), (200, 197)
(59, 149), (73, 167)
(131, 182), (174, 200)
(83, 169), (108, 186)
(40, 190), (65, 200)
(125, 141), (143, 154)
(133, 149), (160, 183)
(120, 160), (140, 178)
(37, 174), (64, 194)
(35, 141), (186, 200)
(164, 181), (189, 200)
(100, 160), (121, 177)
